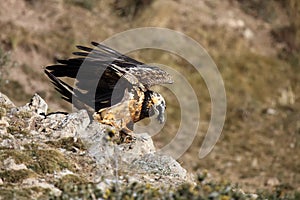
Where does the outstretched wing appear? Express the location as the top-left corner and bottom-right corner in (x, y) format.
(45, 42), (173, 111)
(76, 42), (173, 88)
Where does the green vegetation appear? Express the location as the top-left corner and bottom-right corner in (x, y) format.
(28, 149), (75, 174)
(55, 174), (86, 190)
(0, 169), (36, 183)
(0, 187), (50, 200)
(1, 169), (299, 199)
(30, 175), (300, 199)
(0, 149), (75, 175)
(0, 0), (299, 198)
(6, 109), (32, 136)
(46, 175), (254, 199)
(0, 107), (6, 119)
(46, 137), (87, 152)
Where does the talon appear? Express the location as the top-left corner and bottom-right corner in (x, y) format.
(44, 43), (172, 147)
(123, 135), (136, 143)
(120, 128), (135, 143)
(106, 128), (116, 137)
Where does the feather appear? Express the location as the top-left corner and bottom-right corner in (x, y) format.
(45, 42), (173, 112)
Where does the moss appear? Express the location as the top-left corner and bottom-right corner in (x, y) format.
(23, 143), (40, 151)
(7, 126), (30, 136)
(15, 110), (32, 119)
(0, 149), (75, 175)
(0, 103), (8, 111)
(0, 169), (36, 183)
(55, 174), (86, 190)
(0, 1), (298, 196)
(52, 183), (103, 199)
(6, 110), (32, 136)
(0, 171), (294, 199)
(46, 137), (86, 152)
(0, 150), (32, 164)
(257, 189), (300, 200)
(0, 107), (6, 119)
(0, 187), (51, 200)
(28, 149), (75, 174)
(6, 119), (30, 137)
(0, 188), (32, 200)
(51, 177), (246, 200)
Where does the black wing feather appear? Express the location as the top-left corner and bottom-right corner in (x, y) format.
(45, 42), (173, 112)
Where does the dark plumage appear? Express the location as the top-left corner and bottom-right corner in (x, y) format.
(45, 42), (173, 139)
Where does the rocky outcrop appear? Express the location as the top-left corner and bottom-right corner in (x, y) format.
(0, 93), (191, 198)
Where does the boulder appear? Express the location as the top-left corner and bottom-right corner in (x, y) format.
(0, 92), (191, 197)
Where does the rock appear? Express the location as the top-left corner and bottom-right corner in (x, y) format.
(55, 169), (75, 178)
(10, 93), (47, 118)
(78, 121), (157, 163)
(278, 86), (295, 106)
(78, 120), (112, 144)
(266, 177), (280, 187)
(251, 158), (258, 168)
(22, 178), (62, 196)
(118, 133), (156, 163)
(28, 93), (48, 115)
(0, 92), (191, 197)
(40, 109), (90, 138)
(0, 138), (15, 149)
(243, 28), (254, 40)
(3, 157), (27, 170)
(4, 94), (48, 139)
(40, 112), (68, 132)
(0, 119), (9, 127)
(0, 93), (15, 108)
(0, 105), (9, 134)
(263, 108), (277, 115)
(131, 153), (187, 179)
(249, 193), (259, 199)
(77, 121), (188, 184)
(78, 121), (158, 177)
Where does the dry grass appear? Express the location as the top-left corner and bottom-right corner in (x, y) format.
(0, 0), (299, 194)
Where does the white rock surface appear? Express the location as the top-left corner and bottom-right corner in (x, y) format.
(0, 92), (191, 194)
(28, 93), (48, 115)
(0, 93), (15, 108)
(3, 157), (27, 170)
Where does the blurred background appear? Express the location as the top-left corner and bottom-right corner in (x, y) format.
(0, 0), (299, 193)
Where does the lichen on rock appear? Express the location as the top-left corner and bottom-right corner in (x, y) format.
(0, 92), (191, 198)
